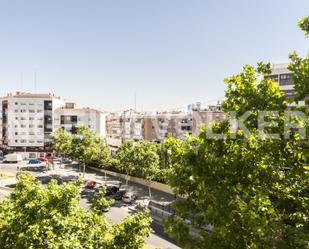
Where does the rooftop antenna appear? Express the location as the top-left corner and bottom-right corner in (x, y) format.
(134, 91), (137, 111)
(34, 71), (37, 93)
(20, 72), (23, 91)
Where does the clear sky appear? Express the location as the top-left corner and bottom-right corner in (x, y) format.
(0, 0), (308, 112)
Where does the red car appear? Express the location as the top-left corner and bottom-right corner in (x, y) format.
(85, 180), (97, 189)
(36, 157), (48, 162)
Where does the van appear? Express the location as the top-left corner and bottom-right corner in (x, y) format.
(3, 153), (23, 163)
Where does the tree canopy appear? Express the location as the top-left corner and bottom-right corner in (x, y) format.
(0, 173), (152, 249)
(288, 16), (309, 105)
(51, 126), (111, 168)
(163, 18), (309, 249)
(116, 140), (160, 196)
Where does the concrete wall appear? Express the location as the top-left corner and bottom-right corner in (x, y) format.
(87, 166), (174, 195)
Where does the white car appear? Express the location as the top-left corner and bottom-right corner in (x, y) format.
(122, 192), (137, 203)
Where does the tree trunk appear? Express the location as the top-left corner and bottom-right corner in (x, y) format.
(148, 185), (152, 198)
(125, 169), (129, 186)
(83, 163), (86, 178)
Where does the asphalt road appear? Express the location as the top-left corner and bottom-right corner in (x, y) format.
(0, 161), (181, 249)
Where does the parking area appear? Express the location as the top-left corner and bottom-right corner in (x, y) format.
(0, 161), (180, 249)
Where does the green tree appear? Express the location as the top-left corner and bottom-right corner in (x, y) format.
(133, 141), (160, 197)
(117, 140), (160, 197)
(222, 62), (287, 132)
(53, 126), (111, 175)
(164, 31), (308, 247)
(51, 128), (73, 166)
(116, 140), (136, 186)
(0, 173), (152, 249)
(298, 16), (309, 37)
(288, 16), (309, 105)
(90, 187), (115, 215)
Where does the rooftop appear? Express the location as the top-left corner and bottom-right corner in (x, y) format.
(1, 92), (61, 99)
(55, 107), (102, 114)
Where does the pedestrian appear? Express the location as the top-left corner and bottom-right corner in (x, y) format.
(50, 159), (55, 170)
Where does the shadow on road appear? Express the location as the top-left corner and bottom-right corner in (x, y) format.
(35, 174), (79, 185)
(20, 166), (47, 172)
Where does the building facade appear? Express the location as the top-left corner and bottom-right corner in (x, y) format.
(0, 92), (105, 152)
(54, 103), (106, 137)
(143, 112), (192, 141)
(192, 104), (228, 136)
(267, 63), (305, 105)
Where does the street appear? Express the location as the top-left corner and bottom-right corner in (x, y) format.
(0, 161), (180, 249)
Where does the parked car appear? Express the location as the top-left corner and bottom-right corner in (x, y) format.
(52, 157), (61, 162)
(122, 192), (137, 203)
(114, 191), (124, 201)
(3, 154), (23, 163)
(62, 159), (73, 164)
(36, 157), (48, 162)
(108, 185), (119, 193)
(28, 159), (42, 164)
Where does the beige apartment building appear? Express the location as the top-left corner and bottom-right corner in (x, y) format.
(106, 104), (228, 151)
(143, 112), (192, 141)
(192, 104), (228, 135)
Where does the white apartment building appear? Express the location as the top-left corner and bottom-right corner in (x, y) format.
(0, 92), (106, 152)
(122, 110), (144, 141)
(53, 103), (106, 137)
(0, 92), (64, 151)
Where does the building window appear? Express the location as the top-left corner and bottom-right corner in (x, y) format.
(29, 117), (35, 120)
(15, 117), (18, 120)
(21, 124), (26, 128)
(29, 110), (35, 113)
(37, 110), (43, 113)
(38, 125), (43, 128)
(20, 139), (27, 143)
(280, 74), (291, 80)
(29, 124), (34, 128)
(15, 140), (18, 143)
(15, 132), (18, 135)
(15, 102), (18, 105)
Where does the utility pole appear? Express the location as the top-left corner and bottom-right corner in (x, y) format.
(134, 91), (137, 111)
(20, 72), (23, 91)
(34, 71), (37, 93)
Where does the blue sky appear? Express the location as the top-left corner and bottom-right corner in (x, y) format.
(0, 0), (308, 111)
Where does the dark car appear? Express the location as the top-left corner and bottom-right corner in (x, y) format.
(114, 191), (124, 201)
(62, 159), (73, 164)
